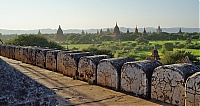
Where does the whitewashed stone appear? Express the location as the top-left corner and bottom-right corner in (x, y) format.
(45, 50), (60, 71)
(78, 55), (110, 84)
(186, 72), (200, 106)
(8, 45), (15, 59)
(151, 63), (200, 106)
(0, 44), (6, 57)
(121, 60), (162, 99)
(62, 52), (93, 78)
(21, 47), (30, 63)
(14, 46), (22, 61)
(97, 57), (134, 91)
(27, 47), (40, 65)
(57, 50), (80, 74)
(5, 45), (11, 58)
(35, 48), (51, 68)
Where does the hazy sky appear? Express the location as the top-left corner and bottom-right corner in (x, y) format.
(0, 0), (199, 29)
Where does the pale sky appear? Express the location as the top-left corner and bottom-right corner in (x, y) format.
(0, 0), (199, 30)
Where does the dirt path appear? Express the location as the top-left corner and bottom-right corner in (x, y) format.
(0, 56), (171, 106)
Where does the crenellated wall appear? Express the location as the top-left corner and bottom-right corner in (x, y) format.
(0, 44), (200, 106)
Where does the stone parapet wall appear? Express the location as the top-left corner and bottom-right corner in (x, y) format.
(78, 55), (110, 84)
(186, 72), (200, 106)
(62, 52), (93, 78)
(36, 48), (51, 68)
(21, 47), (29, 63)
(151, 64), (200, 106)
(121, 60), (162, 99)
(14, 46), (22, 60)
(0, 44), (200, 106)
(27, 47), (40, 65)
(97, 57), (134, 91)
(45, 50), (60, 71)
(57, 50), (80, 74)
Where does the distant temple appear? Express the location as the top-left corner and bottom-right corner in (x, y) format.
(56, 25), (64, 41)
(127, 28), (130, 35)
(178, 28), (183, 34)
(113, 22), (120, 37)
(156, 26), (162, 34)
(151, 45), (160, 60)
(100, 29), (103, 35)
(97, 30), (99, 34)
(57, 25), (64, 35)
(142, 27), (147, 36)
(81, 30), (85, 35)
(38, 30), (41, 35)
(134, 25), (138, 34)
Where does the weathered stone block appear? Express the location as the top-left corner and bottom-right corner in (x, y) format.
(2, 45), (7, 57)
(46, 50), (60, 71)
(121, 60), (162, 99)
(21, 47), (30, 63)
(186, 72), (200, 106)
(0, 58), (58, 105)
(14, 46), (22, 61)
(97, 57), (134, 91)
(27, 47), (41, 65)
(57, 50), (80, 74)
(5, 45), (11, 58)
(8, 45), (15, 59)
(0, 44), (3, 56)
(78, 55), (110, 84)
(151, 63), (200, 106)
(0, 44), (4, 56)
(35, 48), (51, 68)
(62, 52), (93, 78)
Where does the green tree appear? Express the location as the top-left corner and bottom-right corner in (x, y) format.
(6, 34), (64, 49)
(82, 47), (113, 57)
(161, 51), (199, 65)
(162, 43), (174, 53)
(186, 38), (192, 44)
(135, 37), (149, 44)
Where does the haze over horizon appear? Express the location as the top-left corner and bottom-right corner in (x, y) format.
(0, 0), (199, 30)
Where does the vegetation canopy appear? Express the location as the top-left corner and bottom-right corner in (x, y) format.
(6, 34), (64, 49)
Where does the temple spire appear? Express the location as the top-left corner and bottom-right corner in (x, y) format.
(56, 25), (64, 41)
(134, 25), (138, 34)
(127, 28), (130, 35)
(142, 27), (147, 36)
(178, 28), (183, 34)
(38, 30), (41, 35)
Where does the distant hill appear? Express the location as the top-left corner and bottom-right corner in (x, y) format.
(0, 27), (199, 35)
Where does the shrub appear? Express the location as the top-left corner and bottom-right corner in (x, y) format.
(82, 47), (113, 57)
(135, 37), (149, 44)
(6, 34), (64, 49)
(185, 43), (200, 49)
(162, 43), (174, 53)
(161, 50), (199, 65)
(134, 44), (153, 51)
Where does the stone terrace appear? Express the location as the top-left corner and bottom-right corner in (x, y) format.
(0, 56), (171, 106)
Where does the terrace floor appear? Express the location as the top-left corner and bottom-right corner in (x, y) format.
(0, 56), (171, 106)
